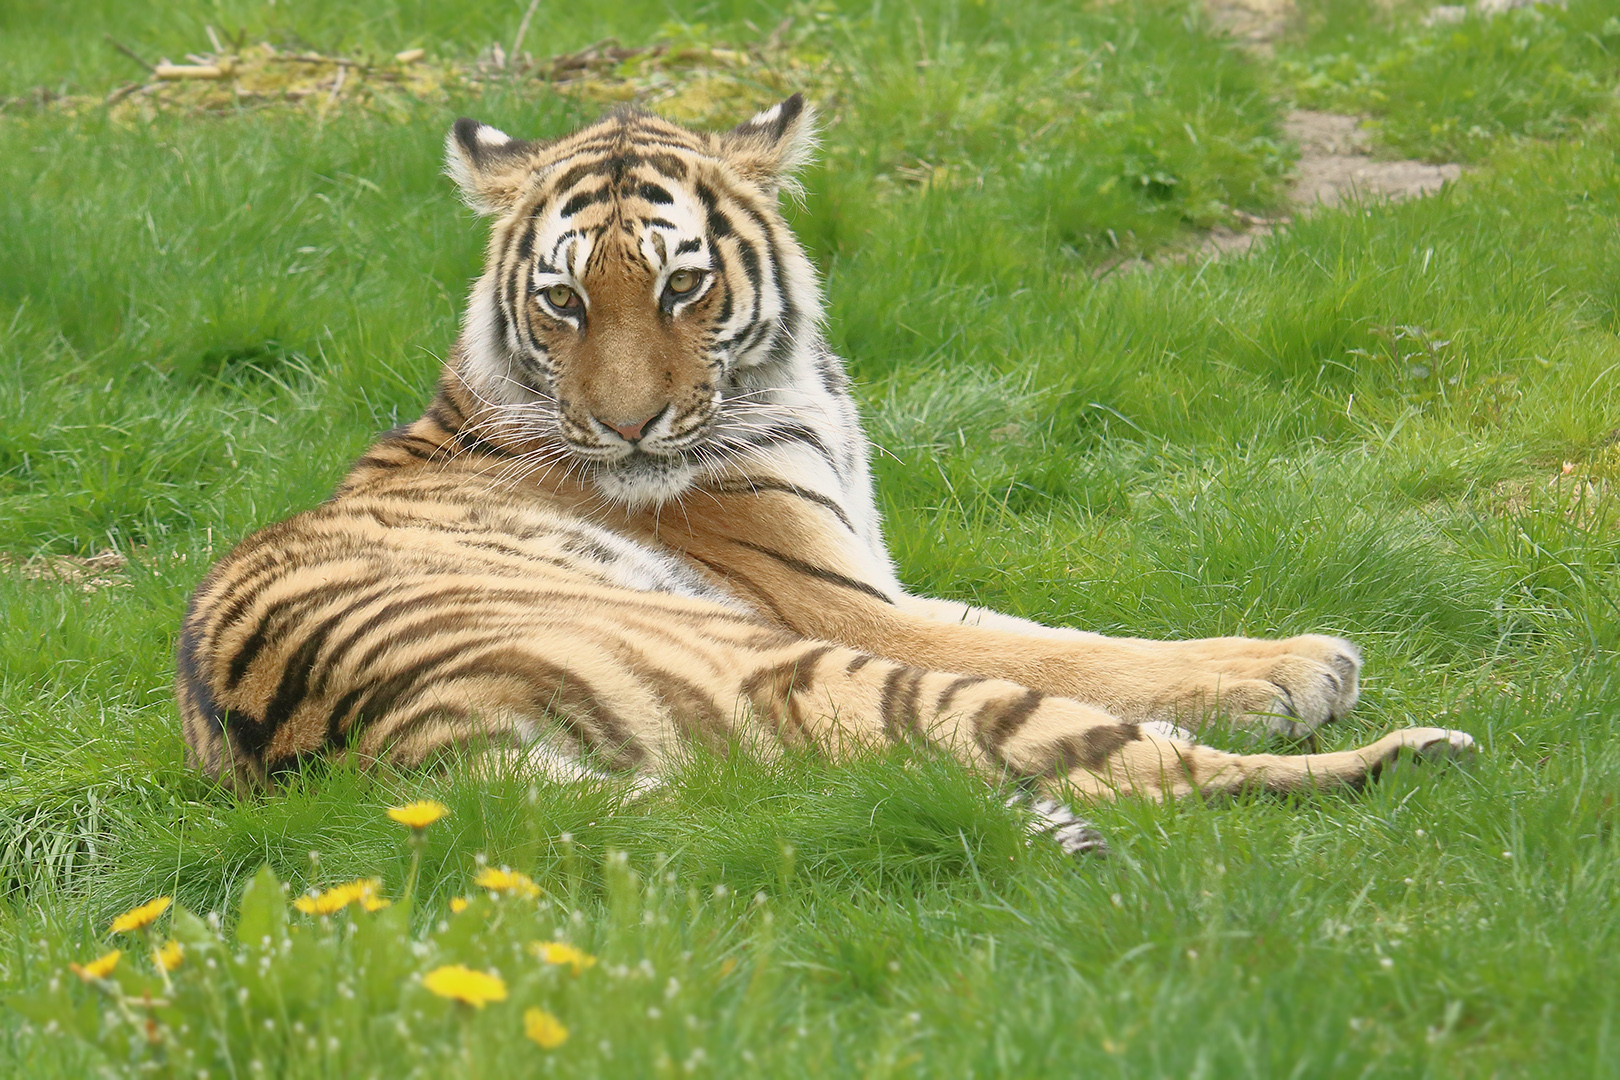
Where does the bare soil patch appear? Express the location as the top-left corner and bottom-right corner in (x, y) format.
(1285, 110), (1462, 209)
(1180, 0), (1466, 263)
(0, 550), (129, 593)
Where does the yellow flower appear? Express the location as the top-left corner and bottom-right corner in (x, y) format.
(387, 800), (450, 829)
(109, 896), (171, 934)
(524, 1006), (569, 1049)
(70, 949), (122, 981)
(528, 940), (596, 976)
(153, 940), (184, 972)
(293, 878), (388, 916)
(473, 867), (541, 899)
(422, 965), (507, 1008)
(449, 897), (470, 914)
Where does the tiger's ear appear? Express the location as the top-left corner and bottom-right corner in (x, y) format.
(718, 94), (818, 198)
(444, 118), (540, 215)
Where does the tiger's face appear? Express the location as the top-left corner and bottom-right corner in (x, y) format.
(444, 96), (822, 507)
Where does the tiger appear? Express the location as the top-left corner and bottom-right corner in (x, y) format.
(176, 94), (1475, 854)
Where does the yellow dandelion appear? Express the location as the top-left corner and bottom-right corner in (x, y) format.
(70, 949), (122, 981)
(524, 1006), (569, 1049)
(153, 940), (184, 972)
(449, 897), (470, 914)
(293, 877), (387, 916)
(473, 866), (542, 899)
(528, 940), (596, 976)
(422, 964), (507, 1008)
(387, 800), (450, 829)
(108, 896), (171, 934)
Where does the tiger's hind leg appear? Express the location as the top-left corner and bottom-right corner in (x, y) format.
(1053, 722), (1477, 802)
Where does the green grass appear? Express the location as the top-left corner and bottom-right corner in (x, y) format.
(2, 0), (1620, 1075)
(1280, 0), (1620, 161)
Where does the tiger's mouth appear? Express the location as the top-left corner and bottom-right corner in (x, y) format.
(585, 448), (701, 507)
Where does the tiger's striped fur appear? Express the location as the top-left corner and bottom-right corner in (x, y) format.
(177, 96), (1474, 830)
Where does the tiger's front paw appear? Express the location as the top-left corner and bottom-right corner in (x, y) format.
(1176, 635), (1362, 737)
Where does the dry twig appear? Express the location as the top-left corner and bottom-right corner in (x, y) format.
(509, 0), (542, 71)
(104, 35), (156, 73)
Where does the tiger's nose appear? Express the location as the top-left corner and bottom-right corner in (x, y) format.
(599, 406), (666, 443)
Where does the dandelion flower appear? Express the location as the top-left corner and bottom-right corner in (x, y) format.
(293, 878), (387, 916)
(524, 1006), (569, 1048)
(109, 897), (171, 934)
(449, 897), (470, 914)
(70, 950), (122, 981)
(422, 964), (507, 1008)
(474, 867), (541, 899)
(387, 800), (450, 829)
(154, 940), (184, 972)
(528, 940), (596, 975)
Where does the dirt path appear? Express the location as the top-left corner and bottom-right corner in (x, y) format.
(1193, 0), (1464, 260)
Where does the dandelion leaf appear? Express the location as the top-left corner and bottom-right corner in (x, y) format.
(169, 905), (218, 954)
(350, 899), (413, 1008)
(5, 986), (97, 1040)
(235, 864), (287, 949)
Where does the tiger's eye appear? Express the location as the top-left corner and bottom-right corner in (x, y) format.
(545, 284), (580, 309)
(666, 269), (701, 295)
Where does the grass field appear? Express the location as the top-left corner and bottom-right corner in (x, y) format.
(2, 0), (1619, 1074)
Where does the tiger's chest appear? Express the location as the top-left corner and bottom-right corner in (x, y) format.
(328, 487), (748, 613)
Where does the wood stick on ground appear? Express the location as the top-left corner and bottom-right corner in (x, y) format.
(156, 64), (224, 80)
(509, 0), (543, 71)
(105, 35), (156, 73)
(327, 64), (347, 106)
(269, 53), (368, 69)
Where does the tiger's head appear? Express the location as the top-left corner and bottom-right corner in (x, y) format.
(444, 95), (825, 507)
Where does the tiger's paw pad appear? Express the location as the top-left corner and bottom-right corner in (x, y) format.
(1014, 795), (1109, 858)
(1220, 654), (1357, 736)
